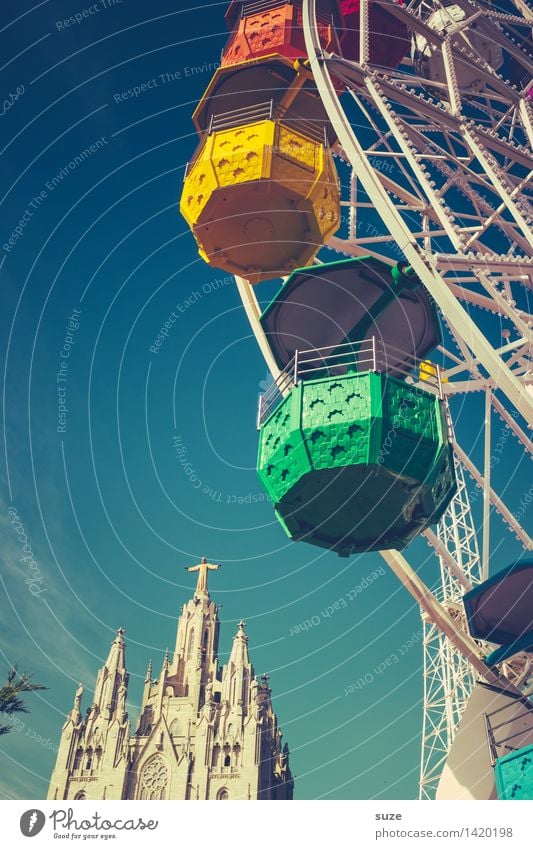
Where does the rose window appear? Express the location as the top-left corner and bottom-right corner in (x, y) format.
(140, 757), (169, 799)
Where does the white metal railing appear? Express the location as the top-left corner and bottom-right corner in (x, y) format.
(240, 0), (293, 16)
(185, 100), (330, 177)
(236, 0), (333, 26)
(276, 102), (328, 145)
(484, 698), (533, 766)
(209, 100), (274, 133)
(257, 337), (444, 426)
(207, 100), (328, 146)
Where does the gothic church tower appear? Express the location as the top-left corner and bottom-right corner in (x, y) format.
(48, 559), (293, 801)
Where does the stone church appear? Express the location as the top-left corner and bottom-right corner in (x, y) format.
(48, 559), (293, 800)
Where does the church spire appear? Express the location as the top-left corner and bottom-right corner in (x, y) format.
(157, 649), (170, 714)
(142, 659), (153, 708)
(228, 620), (250, 667)
(93, 627), (128, 721)
(166, 557), (222, 708)
(185, 556), (220, 597)
(222, 620), (253, 712)
(106, 627), (126, 664)
(158, 648), (170, 686)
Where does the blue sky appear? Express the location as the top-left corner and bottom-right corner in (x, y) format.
(0, 0), (531, 801)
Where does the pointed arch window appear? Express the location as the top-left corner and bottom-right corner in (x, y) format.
(111, 678), (119, 711)
(187, 629), (195, 661)
(74, 791), (86, 801)
(202, 629), (209, 660)
(73, 748), (83, 771)
(212, 744), (220, 768)
(169, 718), (182, 737)
(216, 788), (229, 800)
(85, 748), (93, 771)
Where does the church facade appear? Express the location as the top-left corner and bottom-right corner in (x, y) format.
(48, 560), (293, 801)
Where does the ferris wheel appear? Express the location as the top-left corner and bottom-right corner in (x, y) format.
(180, 0), (533, 799)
